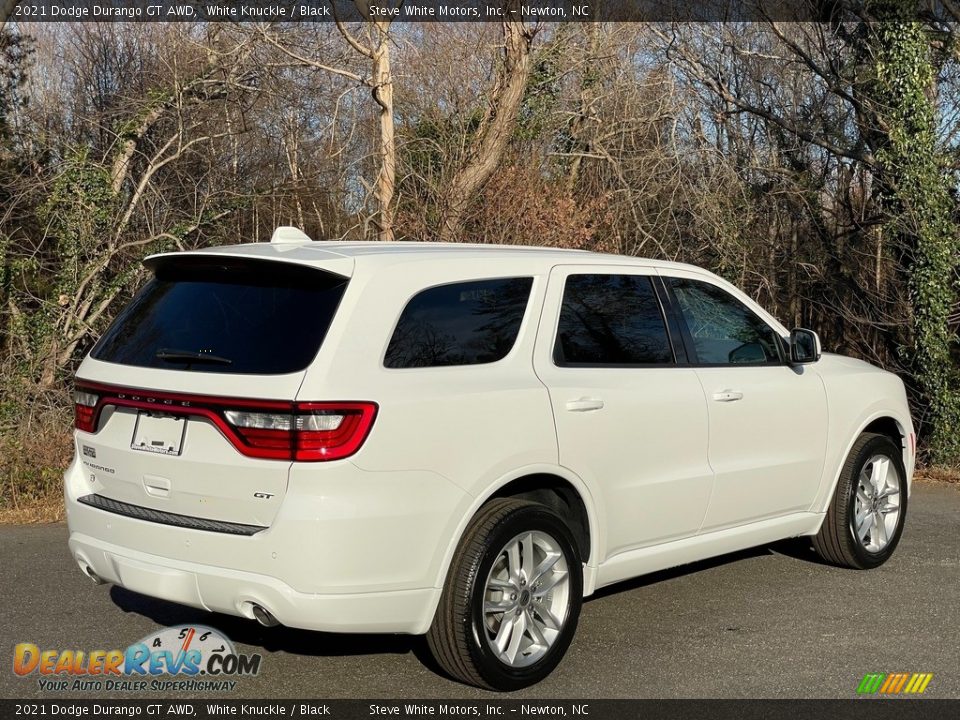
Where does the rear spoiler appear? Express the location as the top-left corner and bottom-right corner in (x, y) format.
(144, 246), (355, 279)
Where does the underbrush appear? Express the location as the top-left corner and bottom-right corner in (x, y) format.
(0, 386), (72, 523)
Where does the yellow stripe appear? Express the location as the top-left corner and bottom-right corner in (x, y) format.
(904, 674), (920, 693)
(894, 673), (909, 693)
(879, 674), (896, 693)
(917, 674), (934, 694)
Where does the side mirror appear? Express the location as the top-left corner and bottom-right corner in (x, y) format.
(789, 328), (821, 364)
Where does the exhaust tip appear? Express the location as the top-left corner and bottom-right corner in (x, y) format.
(251, 604), (279, 627)
(84, 566), (105, 585)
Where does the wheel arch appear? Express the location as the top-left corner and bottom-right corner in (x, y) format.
(487, 474), (592, 563)
(861, 416), (907, 449)
(431, 465), (601, 602)
(815, 411), (913, 516)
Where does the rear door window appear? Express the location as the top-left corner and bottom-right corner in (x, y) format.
(91, 256), (348, 375)
(554, 274), (674, 366)
(384, 277), (533, 368)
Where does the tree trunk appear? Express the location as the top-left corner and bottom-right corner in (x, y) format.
(438, 14), (536, 242)
(371, 21), (395, 242)
(565, 22), (601, 194)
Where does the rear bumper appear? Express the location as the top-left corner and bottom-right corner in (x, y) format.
(68, 531), (439, 633)
(64, 453), (468, 634)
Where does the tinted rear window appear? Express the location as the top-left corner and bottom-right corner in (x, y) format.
(555, 274), (673, 366)
(385, 277), (533, 368)
(91, 256), (348, 375)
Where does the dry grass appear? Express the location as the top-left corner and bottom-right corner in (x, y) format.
(0, 496), (64, 524)
(915, 466), (960, 485)
(0, 395), (73, 525)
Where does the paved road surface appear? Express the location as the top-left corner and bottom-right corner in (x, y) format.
(2, 482), (957, 699)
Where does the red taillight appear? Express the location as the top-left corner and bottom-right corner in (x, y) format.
(222, 403), (377, 461)
(294, 403), (378, 461)
(72, 381), (377, 462)
(73, 390), (99, 432)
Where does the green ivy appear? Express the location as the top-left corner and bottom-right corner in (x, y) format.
(28, 149), (118, 363)
(866, 3), (960, 464)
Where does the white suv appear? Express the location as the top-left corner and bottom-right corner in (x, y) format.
(66, 233), (914, 690)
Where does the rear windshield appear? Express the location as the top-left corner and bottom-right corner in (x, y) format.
(91, 256), (348, 375)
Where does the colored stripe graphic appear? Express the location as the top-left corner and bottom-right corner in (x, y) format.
(858, 673), (933, 695)
(879, 674), (897, 693)
(892, 673), (909, 693)
(858, 673), (886, 694)
(904, 674), (921, 693)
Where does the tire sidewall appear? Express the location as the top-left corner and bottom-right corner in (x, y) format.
(465, 505), (583, 691)
(844, 436), (908, 568)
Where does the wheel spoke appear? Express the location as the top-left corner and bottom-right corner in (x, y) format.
(874, 511), (888, 546)
(880, 503), (899, 515)
(506, 541), (522, 582)
(484, 599), (513, 614)
(877, 486), (900, 500)
(534, 601), (563, 631)
(525, 609), (548, 648)
(521, 532), (536, 582)
(870, 458), (890, 491)
(504, 611), (527, 664)
(856, 511), (872, 540)
(493, 614), (516, 655)
(487, 577), (513, 591)
(530, 551), (561, 585)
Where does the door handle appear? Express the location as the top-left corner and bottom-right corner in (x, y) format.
(712, 390), (744, 402)
(565, 398), (605, 412)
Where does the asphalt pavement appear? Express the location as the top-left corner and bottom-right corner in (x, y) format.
(2, 481), (957, 699)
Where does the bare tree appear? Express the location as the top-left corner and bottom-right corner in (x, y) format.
(438, 6), (538, 242)
(259, 2), (397, 240)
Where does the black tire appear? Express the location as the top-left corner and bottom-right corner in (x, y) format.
(813, 433), (908, 569)
(426, 498), (583, 691)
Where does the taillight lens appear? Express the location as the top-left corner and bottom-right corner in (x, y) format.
(294, 405), (376, 460)
(70, 382), (376, 461)
(222, 403), (377, 461)
(73, 390), (99, 432)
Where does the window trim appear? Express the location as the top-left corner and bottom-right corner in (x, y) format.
(551, 271), (683, 369)
(660, 275), (789, 368)
(381, 275), (535, 371)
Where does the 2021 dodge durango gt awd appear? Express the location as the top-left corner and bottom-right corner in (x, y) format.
(65, 232), (915, 690)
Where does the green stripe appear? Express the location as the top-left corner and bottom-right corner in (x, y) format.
(858, 673), (885, 694)
(870, 673), (887, 693)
